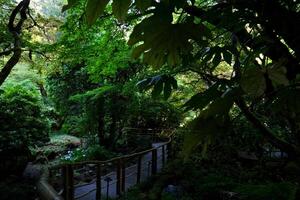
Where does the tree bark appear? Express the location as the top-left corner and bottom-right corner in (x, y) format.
(97, 97), (105, 145)
(0, 0), (30, 86)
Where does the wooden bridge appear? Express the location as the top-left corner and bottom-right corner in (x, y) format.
(37, 131), (173, 200)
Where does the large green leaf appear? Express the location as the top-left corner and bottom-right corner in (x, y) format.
(201, 94), (234, 118)
(135, 0), (152, 11)
(136, 75), (177, 99)
(85, 0), (110, 26)
(182, 114), (230, 159)
(128, 15), (209, 67)
(183, 83), (223, 111)
(182, 90), (234, 159)
(151, 79), (163, 98)
(267, 65), (289, 87)
(112, 0), (132, 22)
(241, 68), (266, 98)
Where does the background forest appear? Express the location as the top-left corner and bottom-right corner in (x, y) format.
(0, 0), (300, 199)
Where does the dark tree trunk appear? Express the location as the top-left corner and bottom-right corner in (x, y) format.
(108, 114), (117, 150)
(37, 82), (47, 97)
(97, 97), (105, 146)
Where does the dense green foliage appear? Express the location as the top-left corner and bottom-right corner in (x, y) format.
(1, 0), (300, 199)
(0, 84), (49, 150)
(62, 0), (300, 160)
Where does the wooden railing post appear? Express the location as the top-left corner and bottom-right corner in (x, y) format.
(96, 164), (102, 200)
(167, 140), (172, 160)
(136, 156), (142, 184)
(151, 149), (157, 175)
(62, 164), (74, 200)
(121, 159), (126, 192)
(116, 160), (121, 196)
(162, 145), (165, 167)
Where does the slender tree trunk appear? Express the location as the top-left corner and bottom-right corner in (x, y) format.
(107, 113), (117, 149)
(97, 97), (105, 145)
(37, 82), (47, 97)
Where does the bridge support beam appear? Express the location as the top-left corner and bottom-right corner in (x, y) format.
(62, 164), (74, 200)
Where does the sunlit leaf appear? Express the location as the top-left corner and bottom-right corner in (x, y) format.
(69, 85), (114, 102)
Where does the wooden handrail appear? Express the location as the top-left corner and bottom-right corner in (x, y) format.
(36, 165), (63, 200)
(96, 164), (102, 200)
(47, 132), (174, 200)
(50, 135), (172, 169)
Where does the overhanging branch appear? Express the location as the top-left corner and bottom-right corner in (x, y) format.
(0, 0), (30, 86)
(235, 98), (299, 157)
(184, 3), (300, 80)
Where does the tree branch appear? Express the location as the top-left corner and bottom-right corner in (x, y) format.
(184, 3), (300, 80)
(0, 48), (14, 57)
(235, 98), (299, 157)
(0, 0), (30, 86)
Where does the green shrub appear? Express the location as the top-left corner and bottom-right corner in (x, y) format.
(0, 84), (50, 176)
(234, 182), (298, 200)
(0, 84), (49, 150)
(61, 145), (118, 163)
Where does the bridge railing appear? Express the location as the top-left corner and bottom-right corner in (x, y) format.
(47, 131), (173, 200)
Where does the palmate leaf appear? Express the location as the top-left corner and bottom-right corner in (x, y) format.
(182, 89), (234, 159)
(112, 0), (132, 22)
(128, 15), (209, 68)
(135, 0), (152, 12)
(182, 114), (231, 159)
(267, 65), (289, 87)
(183, 83), (223, 111)
(241, 68), (266, 98)
(85, 0), (110, 26)
(136, 75), (177, 99)
(201, 46), (233, 69)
